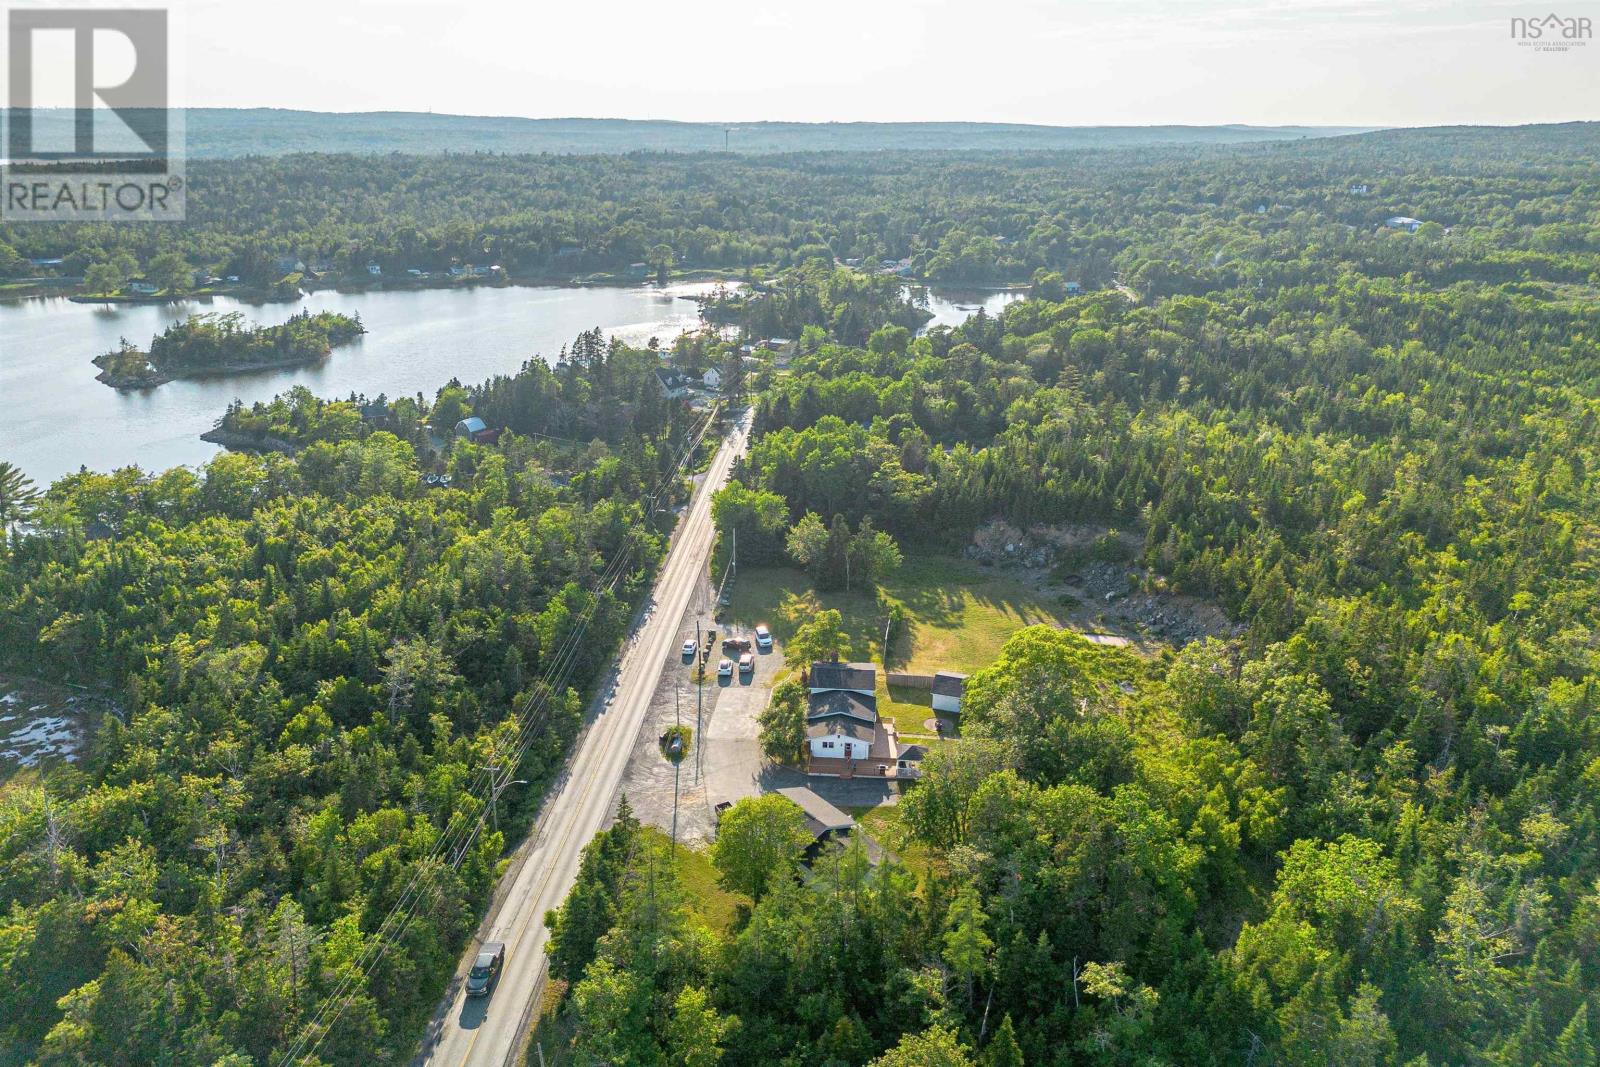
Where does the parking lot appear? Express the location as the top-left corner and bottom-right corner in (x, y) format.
(615, 577), (899, 843)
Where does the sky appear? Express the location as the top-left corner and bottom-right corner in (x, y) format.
(15, 0), (1600, 127)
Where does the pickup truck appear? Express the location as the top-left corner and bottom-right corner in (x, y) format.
(721, 636), (752, 653)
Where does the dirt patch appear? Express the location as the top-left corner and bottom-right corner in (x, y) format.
(961, 520), (1238, 647)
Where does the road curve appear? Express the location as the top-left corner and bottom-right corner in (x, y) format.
(413, 412), (748, 1067)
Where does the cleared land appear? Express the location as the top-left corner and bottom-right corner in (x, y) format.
(722, 556), (1075, 676)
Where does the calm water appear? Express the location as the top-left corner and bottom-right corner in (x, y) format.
(912, 286), (1025, 332)
(0, 282), (1020, 485)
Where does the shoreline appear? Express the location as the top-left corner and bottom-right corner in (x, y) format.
(6, 269), (1031, 309)
(93, 353), (330, 390)
(198, 425), (301, 456)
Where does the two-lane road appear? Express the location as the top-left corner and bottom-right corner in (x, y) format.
(413, 412), (747, 1067)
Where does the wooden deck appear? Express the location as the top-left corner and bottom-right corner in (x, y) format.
(806, 756), (918, 779)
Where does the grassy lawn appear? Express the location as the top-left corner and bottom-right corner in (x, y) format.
(880, 685), (960, 740)
(652, 828), (744, 934)
(723, 555), (1073, 676)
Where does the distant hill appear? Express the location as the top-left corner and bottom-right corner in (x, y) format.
(4, 109), (1378, 158)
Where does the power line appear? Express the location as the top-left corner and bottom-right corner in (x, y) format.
(277, 404), (723, 1067)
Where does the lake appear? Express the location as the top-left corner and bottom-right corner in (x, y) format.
(0, 281), (1022, 485)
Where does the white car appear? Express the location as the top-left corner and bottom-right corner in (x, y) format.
(754, 624), (772, 650)
(682, 639), (697, 657)
(739, 652), (754, 673)
(717, 658), (733, 678)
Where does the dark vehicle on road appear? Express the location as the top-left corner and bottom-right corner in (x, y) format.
(722, 636), (752, 653)
(466, 941), (505, 997)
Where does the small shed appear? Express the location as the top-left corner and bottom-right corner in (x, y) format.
(776, 786), (855, 841)
(931, 670), (968, 714)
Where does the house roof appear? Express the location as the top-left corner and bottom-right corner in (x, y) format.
(457, 416), (487, 434)
(806, 690), (877, 723)
(807, 717), (876, 742)
(932, 671), (968, 697)
(655, 367), (687, 387)
(809, 661), (877, 693)
(897, 744), (928, 763)
(776, 787), (855, 837)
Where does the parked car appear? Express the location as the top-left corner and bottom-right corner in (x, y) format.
(682, 639), (697, 658)
(739, 652), (754, 673)
(717, 658), (733, 678)
(466, 941), (505, 997)
(721, 636), (752, 653)
(754, 624), (772, 650)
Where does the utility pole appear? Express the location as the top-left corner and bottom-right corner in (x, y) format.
(696, 618), (703, 739)
(480, 764), (528, 833)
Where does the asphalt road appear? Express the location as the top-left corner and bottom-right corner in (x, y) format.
(412, 412), (748, 1067)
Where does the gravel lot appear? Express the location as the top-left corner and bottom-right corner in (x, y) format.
(616, 579), (901, 843)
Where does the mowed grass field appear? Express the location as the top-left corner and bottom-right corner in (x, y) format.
(722, 555), (1073, 676)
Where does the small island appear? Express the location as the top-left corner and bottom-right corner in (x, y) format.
(93, 309), (366, 389)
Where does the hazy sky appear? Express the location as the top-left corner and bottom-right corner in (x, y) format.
(36, 0), (1600, 126)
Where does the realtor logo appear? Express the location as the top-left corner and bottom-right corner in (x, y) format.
(2, 7), (185, 221)
(1510, 12), (1592, 50)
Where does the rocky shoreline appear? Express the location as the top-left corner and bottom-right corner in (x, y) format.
(198, 426), (301, 455)
(93, 351), (329, 390)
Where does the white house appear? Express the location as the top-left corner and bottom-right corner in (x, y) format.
(655, 368), (690, 400)
(931, 671), (968, 714)
(807, 717), (875, 761)
(806, 661), (889, 765)
(701, 366), (722, 390)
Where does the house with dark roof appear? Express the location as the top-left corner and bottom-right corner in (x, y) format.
(931, 671), (968, 714)
(776, 786), (855, 840)
(808, 661), (877, 697)
(655, 367), (690, 400)
(803, 660), (924, 779)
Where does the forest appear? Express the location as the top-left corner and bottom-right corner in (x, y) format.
(0, 332), (715, 1065)
(92, 311), (366, 389)
(543, 132), (1600, 1064)
(3, 123), (1597, 291)
(3, 122), (1600, 1065)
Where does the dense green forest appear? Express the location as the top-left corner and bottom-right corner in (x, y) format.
(0, 336), (717, 1065)
(544, 132), (1600, 1064)
(5, 123), (1600, 1065)
(92, 310), (366, 389)
(3, 123), (1596, 291)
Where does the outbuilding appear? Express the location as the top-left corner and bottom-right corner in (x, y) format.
(931, 670), (968, 714)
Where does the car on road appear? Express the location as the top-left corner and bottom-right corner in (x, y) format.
(721, 636), (752, 653)
(754, 623), (772, 650)
(739, 652), (754, 673)
(465, 941), (505, 998)
(682, 639), (697, 658)
(717, 658), (733, 678)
